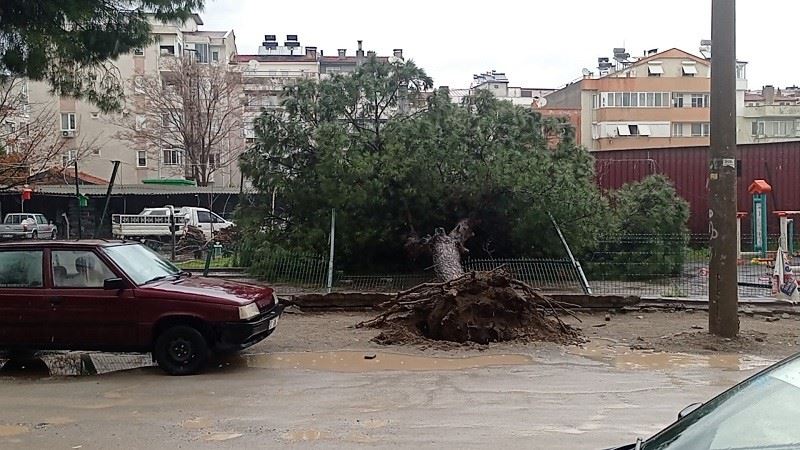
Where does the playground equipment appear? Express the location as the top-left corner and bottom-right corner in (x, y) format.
(774, 211), (799, 255)
(738, 180), (772, 261)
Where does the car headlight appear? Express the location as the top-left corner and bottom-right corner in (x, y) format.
(238, 303), (260, 320)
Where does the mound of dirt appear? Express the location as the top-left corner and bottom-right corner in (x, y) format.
(357, 269), (583, 346)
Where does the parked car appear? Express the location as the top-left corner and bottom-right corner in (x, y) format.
(0, 213), (57, 240)
(0, 240), (282, 375)
(609, 352), (800, 449)
(112, 206), (234, 241)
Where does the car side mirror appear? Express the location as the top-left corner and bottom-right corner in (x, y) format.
(678, 402), (703, 420)
(103, 278), (127, 291)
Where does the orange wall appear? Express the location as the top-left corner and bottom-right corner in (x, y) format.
(582, 77), (710, 92)
(538, 108), (582, 145)
(595, 107), (710, 122)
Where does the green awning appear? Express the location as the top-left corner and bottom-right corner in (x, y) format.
(141, 178), (197, 186)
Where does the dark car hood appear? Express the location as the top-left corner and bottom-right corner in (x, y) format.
(140, 276), (275, 308)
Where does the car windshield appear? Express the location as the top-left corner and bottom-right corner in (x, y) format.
(643, 355), (800, 450)
(102, 243), (181, 285)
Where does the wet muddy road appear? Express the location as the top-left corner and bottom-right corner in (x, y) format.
(0, 312), (780, 449)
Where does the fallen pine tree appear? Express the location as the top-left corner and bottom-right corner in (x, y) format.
(357, 268), (583, 345)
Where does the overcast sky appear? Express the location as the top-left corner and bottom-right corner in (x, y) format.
(202, 0), (792, 91)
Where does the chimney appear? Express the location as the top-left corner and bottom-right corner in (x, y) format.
(393, 49), (403, 59)
(356, 40), (365, 58)
(306, 46), (317, 59)
(764, 85), (776, 105)
(367, 51), (376, 58)
(338, 49), (347, 57)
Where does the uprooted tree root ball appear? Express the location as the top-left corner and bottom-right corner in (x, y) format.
(357, 269), (583, 346)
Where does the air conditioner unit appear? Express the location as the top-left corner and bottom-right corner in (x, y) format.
(61, 130), (76, 138)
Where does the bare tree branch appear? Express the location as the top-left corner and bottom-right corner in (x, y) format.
(110, 56), (244, 186)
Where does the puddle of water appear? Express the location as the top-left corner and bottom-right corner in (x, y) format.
(182, 417), (212, 430)
(204, 432), (243, 442)
(242, 351), (533, 373)
(0, 425), (30, 437)
(572, 345), (775, 372)
(282, 429), (332, 442)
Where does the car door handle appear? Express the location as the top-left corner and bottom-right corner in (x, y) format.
(50, 296), (64, 305)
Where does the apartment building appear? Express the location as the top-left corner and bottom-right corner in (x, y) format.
(739, 85), (800, 144)
(25, 14), (242, 186)
(444, 71), (554, 107)
(541, 48), (748, 151)
(236, 35), (320, 143)
(236, 37), (409, 138)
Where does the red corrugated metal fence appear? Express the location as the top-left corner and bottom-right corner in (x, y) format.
(593, 142), (800, 235)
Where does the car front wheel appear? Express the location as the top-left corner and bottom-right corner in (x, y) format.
(154, 325), (209, 376)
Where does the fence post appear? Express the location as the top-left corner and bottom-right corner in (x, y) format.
(548, 212), (592, 295)
(326, 209), (335, 293)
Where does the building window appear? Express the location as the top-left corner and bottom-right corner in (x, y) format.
(648, 62), (664, 76)
(736, 63), (747, 80)
(211, 50), (220, 63)
(752, 121), (765, 136)
(137, 151), (148, 168)
(135, 115), (146, 131)
(133, 76), (145, 94)
(60, 113), (76, 131)
(194, 43), (209, 63)
(691, 94), (710, 108)
(162, 148), (183, 166)
(159, 45), (175, 55)
(691, 123), (711, 137)
(628, 124), (640, 136)
(682, 62), (698, 76)
(133, 48), (145, 56)
(672, 123), (684, 137)
(209, 153), (219, 169)
(521, 90), (533, 98)
(673, 93), (684, 108)
(61, 150), (78, 166)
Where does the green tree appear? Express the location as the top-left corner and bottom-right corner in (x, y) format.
(240, 58), (609, 274)
(0, 0), (202, 111)
(589, 174), (691, 279)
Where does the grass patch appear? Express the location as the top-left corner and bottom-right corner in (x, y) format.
(176, 256), (235, 269)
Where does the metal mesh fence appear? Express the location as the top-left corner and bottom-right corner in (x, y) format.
(581, 234), (774, 299)
(179, 233), (783, 300)
(463, 258), (583, 292)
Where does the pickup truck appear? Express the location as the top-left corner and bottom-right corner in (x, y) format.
(0, 213), (57, 240)
(0, 240), (283, 375)
(112, 207), (234, 240)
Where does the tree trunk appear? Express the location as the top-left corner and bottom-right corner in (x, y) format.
(429, 219), (474, 282)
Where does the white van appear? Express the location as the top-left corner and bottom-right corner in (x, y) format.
(112, 207), (234, 240)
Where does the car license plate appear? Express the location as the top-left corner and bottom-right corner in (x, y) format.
(268, 317), (279, 330)
(1, 234), (12, 239)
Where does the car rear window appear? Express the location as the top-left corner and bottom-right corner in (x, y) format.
(0, 250), (43, 288)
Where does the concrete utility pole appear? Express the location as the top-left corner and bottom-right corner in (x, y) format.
(709, 0), (739, 338)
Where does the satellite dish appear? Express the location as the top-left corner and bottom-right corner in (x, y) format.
(533, 97), (548, 108)
(582, 68), (592, 77)
(388, 55), (402, 64)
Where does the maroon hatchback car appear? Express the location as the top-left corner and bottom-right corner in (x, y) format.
(0, 240), (283, 375)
